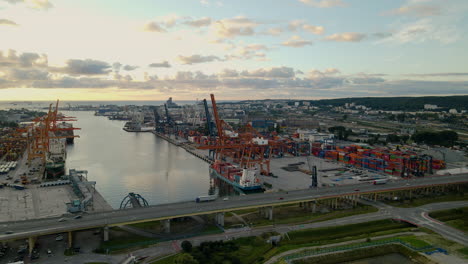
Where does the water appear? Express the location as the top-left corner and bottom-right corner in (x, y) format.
(64, 111), (211, 209)
(342, 253), (415, 264)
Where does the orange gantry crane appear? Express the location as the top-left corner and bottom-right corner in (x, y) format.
(15, 100), (80, 164)
(198, 94), (278, 175)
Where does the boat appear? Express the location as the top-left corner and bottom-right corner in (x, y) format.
(45, 137), (66, 178)
(209, 161), (262, 191)
(56, 122), (75, 144)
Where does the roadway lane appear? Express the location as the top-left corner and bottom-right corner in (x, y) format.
(0, 173), (467, 242)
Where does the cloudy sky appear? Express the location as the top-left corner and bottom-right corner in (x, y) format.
(0, 0), (467, 101)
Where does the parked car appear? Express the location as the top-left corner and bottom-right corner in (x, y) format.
(55, 235), (63, 241)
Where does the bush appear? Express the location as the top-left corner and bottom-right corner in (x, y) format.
(181, 240), (193, 252)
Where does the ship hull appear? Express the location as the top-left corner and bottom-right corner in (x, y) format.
(209, 167), (262, 191)
(45, 162), (65, 178)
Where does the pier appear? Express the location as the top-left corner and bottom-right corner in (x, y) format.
(152, 131), (213, 164)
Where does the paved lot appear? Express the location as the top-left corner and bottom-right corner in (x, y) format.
(262, 156), (391, 190)
(0, 185), (76, 222)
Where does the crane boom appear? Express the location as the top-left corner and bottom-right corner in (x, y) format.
(210, 94), (223, 140)
(203, 99), (216, 137)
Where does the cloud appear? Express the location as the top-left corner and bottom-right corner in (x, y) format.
(143, 22), (166, 32)
(325, 32), (366, 42)
(264, 27), (284, 36)
(381, 18), (460, 44)
(0, 50), (48, 68)
(184, 17), (211, 27)
(299, 0), (346, 8)
(307, 68), (341, 78)
(2, 0), (53, 10)
(213, 16), (258, 39)
(384, 3), (442, 17)
(122, 65), (138, 71)
(226, 43), (268, 60)
(303, 24), (324, 34)
(148, 61), (171, 68)
(0, 19), (18, 26)
(240, 67), (296, 78)
(404, 72), (468, 77)
(7, 68), (49, 80)
(281, 35), (313, 47)
(55, 59), (112, 75)
(288, 20), (304, 31)
(287, 20), (324, 34)
(177, 54), (222, 64)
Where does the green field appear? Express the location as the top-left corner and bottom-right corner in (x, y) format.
(151, 219), (415, 264)
(384, 189), (468, 208)
(225, 204), (378, 228)
(429, 207), (468, 232)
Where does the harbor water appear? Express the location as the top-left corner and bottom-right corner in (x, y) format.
(64, 111), (210, 209)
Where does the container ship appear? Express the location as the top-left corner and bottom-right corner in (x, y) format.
(45, 137), (66, 178)
(56, 122), (75, 144)
(209, 161), (262, 191)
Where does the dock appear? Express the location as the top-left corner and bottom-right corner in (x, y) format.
(152, 131), (213, 164)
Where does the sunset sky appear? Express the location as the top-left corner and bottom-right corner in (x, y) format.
(0, 0), (467, 101)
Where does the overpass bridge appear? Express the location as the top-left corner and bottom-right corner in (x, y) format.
(0, 174), (467, 252)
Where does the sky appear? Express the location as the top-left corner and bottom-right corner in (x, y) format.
(0, 0), (467, 101)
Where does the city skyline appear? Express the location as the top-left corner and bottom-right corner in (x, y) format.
(0, 0), (468, 100)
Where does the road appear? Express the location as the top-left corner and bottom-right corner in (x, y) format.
(0, 173), (467, 242)
(21, 200), (468, 264)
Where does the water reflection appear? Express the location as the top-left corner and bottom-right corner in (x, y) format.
(64, 111), (210, 208)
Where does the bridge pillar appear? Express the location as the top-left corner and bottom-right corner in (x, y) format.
(215, 212), (225, 227)
(267, 206), (273, 221)
(103, 226), (109, 242)
(162, 219), (171, 233)
(68, 231), (73, 248)
(28, 236), (37, 255)
(312, 202), (316, 213)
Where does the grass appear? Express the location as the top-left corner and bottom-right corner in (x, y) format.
(95, 227), (159, 253)
(385, 191), (468, 208)
(457, 247), (468, 259)
(429, 207), (468, 232)
(152, 220), (417, 264)
(282, 219), (412, 246)
(398, 236), (431, 248)
(415, 233), (468, 259)
(150, 254), (181, 264)
(225, 204), (378, 228)
(292, 244), (432, 264)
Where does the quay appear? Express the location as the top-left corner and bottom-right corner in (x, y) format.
(152, 131), (213, 164)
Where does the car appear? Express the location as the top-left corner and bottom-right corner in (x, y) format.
(55, 235), (63, 241)
(278, 197), (284, 200)
(223, 197), (229, 201)
(73, 215), (82, 219)
(47, 249), (52, 256)
(58, 218), (66, 222)
(5, 231), (13, 234)
(354, 189), (360, 191)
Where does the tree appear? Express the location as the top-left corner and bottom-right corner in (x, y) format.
(181, 240), (193, 253)
(386, 134), (400, 143)
(175, 253), (199, 264)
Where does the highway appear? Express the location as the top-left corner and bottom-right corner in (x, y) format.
(0, 173), (467, 242)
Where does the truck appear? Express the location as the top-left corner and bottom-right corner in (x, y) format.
(195, 195), (217, 203)
(373, 179), (388, 185)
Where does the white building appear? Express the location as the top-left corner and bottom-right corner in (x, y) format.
(449, 109), (458, 114)
(424, 104), (438, 110)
